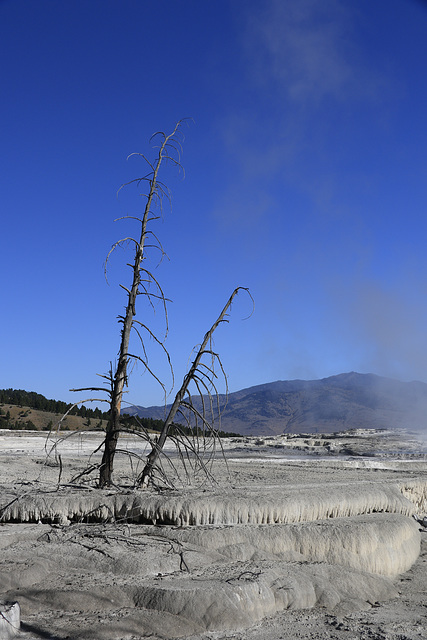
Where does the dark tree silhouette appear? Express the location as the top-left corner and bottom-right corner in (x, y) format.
(68, 121), (251, 488)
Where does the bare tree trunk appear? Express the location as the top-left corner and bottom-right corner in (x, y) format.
(69, 121), (249, 490)
(99, 122), (183, 487)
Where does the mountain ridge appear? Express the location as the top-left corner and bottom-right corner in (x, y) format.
(129, 372), (427, 436)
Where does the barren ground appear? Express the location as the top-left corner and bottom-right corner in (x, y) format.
(0, 428), (426, 640)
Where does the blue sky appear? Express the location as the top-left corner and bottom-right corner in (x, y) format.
(1, 0), (427, 409)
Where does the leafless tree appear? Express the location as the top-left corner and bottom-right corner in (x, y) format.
(73, 121), (184, 487)
(68, 121), (251, 489)
(138, 286), (249, 488)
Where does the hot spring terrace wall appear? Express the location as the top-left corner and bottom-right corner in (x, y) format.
(1, 479), (425, 526)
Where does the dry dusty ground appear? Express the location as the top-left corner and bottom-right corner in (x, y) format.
(0, 428), (426, 640)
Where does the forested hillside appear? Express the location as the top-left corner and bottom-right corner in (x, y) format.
(0, 388), (107, 419)
(0, 389), (239, 436)
(0, 388), (159, 432)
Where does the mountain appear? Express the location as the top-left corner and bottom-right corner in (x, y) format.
(129, 372), (427, 436)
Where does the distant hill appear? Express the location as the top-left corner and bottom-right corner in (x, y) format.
(0, 402), (107, 432)
(129, 372), (427, 436)
(0, 388), (236, 437)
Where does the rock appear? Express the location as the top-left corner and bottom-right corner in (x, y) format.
(0, 601), (20, 639)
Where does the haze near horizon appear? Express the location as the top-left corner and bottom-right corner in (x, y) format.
(1, 0), (427, 409)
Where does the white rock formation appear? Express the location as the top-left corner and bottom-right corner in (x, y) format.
(131, 562), (398, 631)
(1, 476), (426, 636)
(0, 601), (20, 639)
(154, 512), (420, 577)
(1, 479), (425, 525)
(399, 478), (427, 512)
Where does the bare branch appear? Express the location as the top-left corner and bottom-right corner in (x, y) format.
(104, 237), (139, 283)
(137, 287), (248, 486)
(67, 120), (249, 490)
(69, 388), (111, 396)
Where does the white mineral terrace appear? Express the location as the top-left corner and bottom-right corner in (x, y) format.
(1, 428), (426, 638)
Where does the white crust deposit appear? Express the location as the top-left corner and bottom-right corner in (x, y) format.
(152, 513), (420, 577)
(1, 480), (423, 526)
(1, 431), (426, 638)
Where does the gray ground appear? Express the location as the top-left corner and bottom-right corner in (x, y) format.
(0, 428), (426, 640)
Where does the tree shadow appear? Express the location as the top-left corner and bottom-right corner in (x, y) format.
(20, 621), (64, 639)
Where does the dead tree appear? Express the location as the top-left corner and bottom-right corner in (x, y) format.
(74, 121), (185, 487)
(68, 121), (251, 489)
(138, 286), (249, 487)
